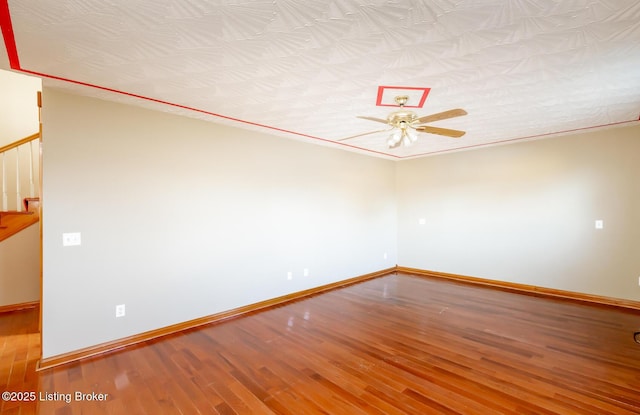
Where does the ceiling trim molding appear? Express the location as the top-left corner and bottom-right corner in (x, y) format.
(404, 119), (640, 159)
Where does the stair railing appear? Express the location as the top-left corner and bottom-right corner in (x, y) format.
(0, 133), (40, 212)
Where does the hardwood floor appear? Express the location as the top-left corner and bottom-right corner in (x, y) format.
(1, 273), (640, 414)
(0, 306), (40, 414)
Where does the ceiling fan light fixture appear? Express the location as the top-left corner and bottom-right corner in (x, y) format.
(402, 133), (412, 147)
(387, 130), (402, 148)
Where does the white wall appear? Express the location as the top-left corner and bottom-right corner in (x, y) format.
(0, 69), (41, 145)
(0, 224), (40, 306)
(41, 89), (397, 358)
(396, 124), (640, 301)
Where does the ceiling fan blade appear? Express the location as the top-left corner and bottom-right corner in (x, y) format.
(414, 108), (467, 124)
(337, 127), (393, 141)
(357, 116), (389, 124)
(415, 125), (466, 138)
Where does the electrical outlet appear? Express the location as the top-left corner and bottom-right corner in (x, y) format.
(383, 252), (388, 260)
(595, 220), (603, 229)
(62, 232), (81, 246)
(418, 218), (426, 225)
(303, 268), (309, 277)
(115, 304), (126, 318)
(287, 272), (292, 280)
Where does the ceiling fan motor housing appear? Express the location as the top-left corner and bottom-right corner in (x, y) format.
(387, 110), (418, 127)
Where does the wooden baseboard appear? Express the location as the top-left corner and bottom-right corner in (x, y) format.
(397, 266), (640, 311)
(0, 301), (39, 314)
(38, 267), (396, 370)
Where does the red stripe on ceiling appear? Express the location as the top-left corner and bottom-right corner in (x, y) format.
(0, 0), (19, 68)
(21, 74), (398, 159)
(23, 65), (402, 159)
(375, 86), (385, 106)
(416, 91), (429, 108)
(0, 7), (399, 160)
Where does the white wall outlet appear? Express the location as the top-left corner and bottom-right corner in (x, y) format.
(383, 252), (388, 260)
(287, 271), (292, 280)
(595, 220), (603, 229)
(418, 218), (426, 225)
(115, 304), (126, 318)
(62, 232), (81, 246)
(303, 268), (309, 277)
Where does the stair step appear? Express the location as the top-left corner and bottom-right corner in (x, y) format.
(0, 213), (39, 242)
(0, 199), (40, 242)
(0, 210), (35, 216)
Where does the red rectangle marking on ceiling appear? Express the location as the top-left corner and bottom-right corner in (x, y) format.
(376, 86), (430, 108)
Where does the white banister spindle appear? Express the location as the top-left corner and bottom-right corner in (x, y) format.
(16, 146), (22, 212)
(29, 140), (35, 198)
(1, 134), (39, 212)
(2, 152), (6, 211)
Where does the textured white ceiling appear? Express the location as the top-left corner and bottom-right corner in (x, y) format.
(2, 0), (639, 159)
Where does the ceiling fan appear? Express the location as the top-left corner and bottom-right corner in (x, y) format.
(339, 96), (467, 148)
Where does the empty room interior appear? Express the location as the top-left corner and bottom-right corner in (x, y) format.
(1, 1), (639, 414)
